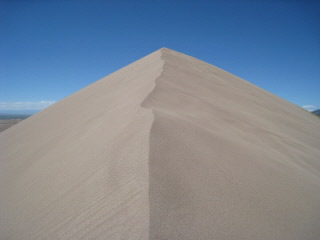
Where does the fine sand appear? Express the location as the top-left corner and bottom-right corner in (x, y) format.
(0, 48), (320, 239)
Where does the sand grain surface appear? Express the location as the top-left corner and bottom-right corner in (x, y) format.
(1, 48), (320, 239)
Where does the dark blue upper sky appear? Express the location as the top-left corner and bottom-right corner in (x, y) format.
(1, 0), (319, 112)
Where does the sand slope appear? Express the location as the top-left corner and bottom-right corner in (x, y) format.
(1, 48), (320, 239)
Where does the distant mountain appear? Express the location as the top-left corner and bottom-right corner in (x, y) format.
(0, 113), (32, 120)
(312, 109), (320, 116)
(0, 109), (38, 116)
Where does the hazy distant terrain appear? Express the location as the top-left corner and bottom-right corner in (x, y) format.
(312, 109), (320, 117)
(0, 114), (31, 133)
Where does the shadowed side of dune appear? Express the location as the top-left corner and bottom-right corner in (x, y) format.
(142, 48), (320, 240)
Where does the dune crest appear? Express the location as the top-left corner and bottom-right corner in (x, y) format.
(1, 48), (320, 239)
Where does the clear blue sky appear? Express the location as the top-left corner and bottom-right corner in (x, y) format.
(1, 0), (319, 113)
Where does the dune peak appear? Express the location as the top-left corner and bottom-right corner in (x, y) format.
(1, 49), (320, 240)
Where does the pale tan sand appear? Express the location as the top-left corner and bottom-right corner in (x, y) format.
(0, 119), (23, 133)
(0, 48), (320, 239)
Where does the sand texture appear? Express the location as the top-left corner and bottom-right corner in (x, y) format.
(1, 48), (320, 239)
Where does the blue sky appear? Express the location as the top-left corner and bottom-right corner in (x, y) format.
(1, 0), (319, 113)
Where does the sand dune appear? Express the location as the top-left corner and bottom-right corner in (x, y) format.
(1, 48), (320, 239)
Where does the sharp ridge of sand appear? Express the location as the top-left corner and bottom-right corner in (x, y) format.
(0, 49), (166, 240)
(139, 49), (166, 239)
